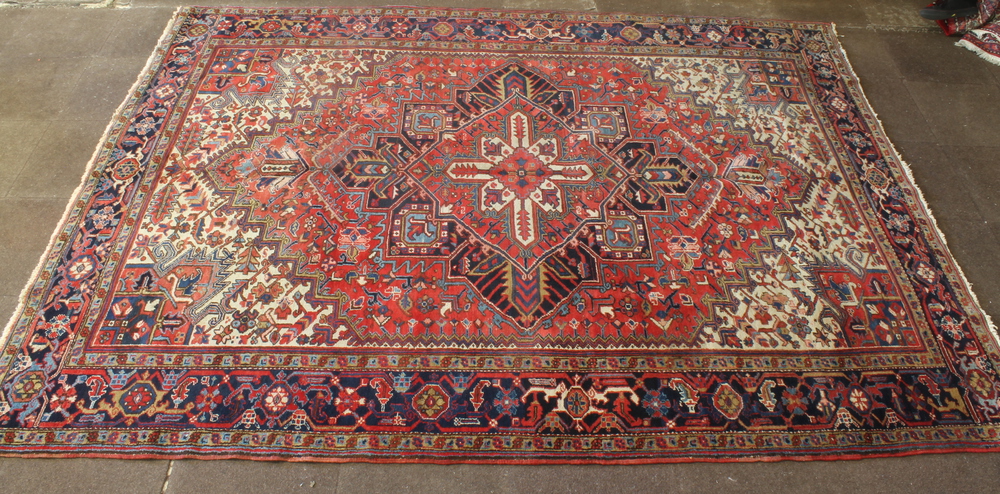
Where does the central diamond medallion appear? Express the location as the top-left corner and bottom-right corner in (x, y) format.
(409, 95), (626, 271)
(446, 109), (594, 247)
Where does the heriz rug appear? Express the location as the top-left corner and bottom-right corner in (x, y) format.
(1, 6), (999, 464)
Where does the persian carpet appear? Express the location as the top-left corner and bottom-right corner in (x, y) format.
(935, 0), (1000, 66)
(2, 6), (999, 464)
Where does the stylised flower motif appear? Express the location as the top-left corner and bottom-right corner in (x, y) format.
(66, 256), (97, 281)
(412, 384), (449, 420)
(153, 84), (177, 100)
(563, 387), (590, 419)
(712, 383), (744, 420)
(206, 230), (226, 247)
(259, 20), (284, 33)
(337, 226), (370, 249)
(88, 205), (117, 230)
(49, 384), (78, 413)
(939, 315), (965, 340)
(416, 295), (436, 314)
(781, 386), (810, 416)
(119, 384), (156, 414)
(335, 387), (366, 415)
(886, 213), (912, 233)
(494, 388), (521, 415)
(666, 235), (701, 259)
(305, 19), (324, 33)
(618, 295), (640, 317)
(419, 391), (445, 412)
(481, 24), (501, 37)
(619, 26), (642, 41)
(41, 314), (72, 340)
(130, 116), (158, 136)
(573, 25), (595, 38)
(391, 22), (409, 36)
(849, 388), (870, 412)
(641, 389), (671, 418)
(441, 108), (596, 249)
(195, 386), (224, 415)
(231, 310), (258, 333)
(842, 131), (871, 149)
(263, 385), (290, 413)
(12, 372), (46, 402)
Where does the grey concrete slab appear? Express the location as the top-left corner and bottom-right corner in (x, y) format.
(859, 0), (933, 30)
(938, 219), (1000, 316)
(337, 463), (508, 494)
(0, 198), (67, 295)
(98, 7), (179, 58)
(893, 140), (951, 175)
(937, 145), (1000, 220)
(165, 459), (341, 493)
(67, 56), (149, 121)
(1, 8), (121, 59)
(134, 0), (506, 9)
(0, 56), (91, 120)
(990, 54), (1000, 87)
(891, 142), (984, 221)
(0, 197), (66, 248)
(906, 81), (1000, 147)
(655, 0), (781, 20)
(930, 215), (998, 259)
(0, 121), (49, 196)
(334, 454), (1000, 494)
(854, 76), (938, 143)
(771, 0), (869, 25)
(0, 249), (47, 297)
(0, 296), (16, 325)
(0, 457), (169, 494)
(0, 10), (31, 54)
(714, 453), (1000, 494)
(593, 0), (699, 16)
(882, 30), (1000, 85)
(6, 120), (105, 198)
(838, 28), (905, 80)
(593, 1), (881, 27)
(503, 0), (595, 12)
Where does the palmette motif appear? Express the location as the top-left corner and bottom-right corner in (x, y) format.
(1, 7), (998, 462)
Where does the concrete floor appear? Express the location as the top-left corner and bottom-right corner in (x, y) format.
(1, 0), (1000, 492)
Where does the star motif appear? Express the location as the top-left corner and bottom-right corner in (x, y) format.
(409, 95), (626, 272)
(445, 109), (595, 247)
